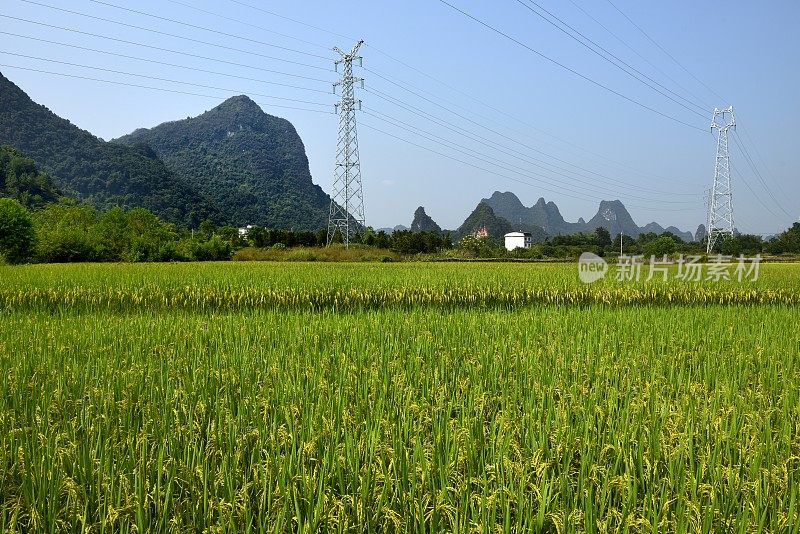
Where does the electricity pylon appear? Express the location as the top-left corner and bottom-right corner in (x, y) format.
(706, 106), (736, 253)
(327, 40), (365, 247)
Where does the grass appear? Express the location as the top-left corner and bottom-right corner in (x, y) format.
(0, 262), (798, 532)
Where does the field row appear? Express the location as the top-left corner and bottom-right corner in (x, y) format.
(1, 306), (799, 532)
(1, 263), (799, 311)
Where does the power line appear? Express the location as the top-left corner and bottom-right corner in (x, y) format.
(215, 0), (703, 185)
(604, 0), (726, 104)
(226, 0), (356, 42)
(735, 119), (792, 202)
(514, 0), (708, 118)
(0, 52), (332, 108)
(363, 108), (697, 205)
(361, 117), (594, 204)
(730, 131), (794, 220)
(363, 84), (700, 199)
(163, 0), (695, 216)
(165, 0), (331, 51)
(0, 63), (333, 115)
(436, 0), (707, 132)
(12, 1), (332, 71)
(363, 100), (698, 202)
(360, 120), (698, 213)
(84, 0), (332, 60)
(0, 31), (331, 94)
(731, 167), (785, 223)
(363, 63), (695, 186)
(180, 0), (699, 185)
(0, 15), (333, 84)
(565, 0), (713, 111)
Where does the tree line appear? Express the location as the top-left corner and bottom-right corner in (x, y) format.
(0, 197), (457, 264)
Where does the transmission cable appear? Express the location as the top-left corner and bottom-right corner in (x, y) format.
(0, 52), (332, 108)
(83, 0), (332, 60)
(365, 67), (700, 193)
(1, 31), (331, 95)
(566, 0), (713, 111)
(730, 131), (794, 219)
(165, 0), (331, 51)
(363, 84), (700, 199)
(436, 0), (707, 132)
(218, 0), (703, 184)
(0, 15), (333, 84)
(363, 108), (697, 205)
(0, 63), (333, 114)
(360, 120), (699, 213)
(604, 0), (726, 104)
(363, 99), (699, 202)
(514, 0), (708, 118)
(13, 1), (332, 72)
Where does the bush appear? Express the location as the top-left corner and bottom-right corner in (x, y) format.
(0, 198), (35, 264)
(643, 236), (677, 258)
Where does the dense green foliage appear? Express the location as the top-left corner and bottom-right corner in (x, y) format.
(764, 222), (800, 254)
(452, 226), (797, 260)
(113, 96), (332, 230)
(0, 73), (218, 226)
(23, 202), (233, 263)
(0, 198), (34, 264)
(0, 263), (798, 531)
(0, 145), (62, 209)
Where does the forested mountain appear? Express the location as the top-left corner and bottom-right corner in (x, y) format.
(114, 95), (332, 230)
(410, 206), (442, 234)
(0, 145), (62, 209)
(0, 72), (217, 226)
(455, 202), (513, 239)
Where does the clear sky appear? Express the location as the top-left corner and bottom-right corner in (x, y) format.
(1, 0), (797, 234)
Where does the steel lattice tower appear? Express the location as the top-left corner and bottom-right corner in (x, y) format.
(706, 106), (736, 253)
(327, 40), (365, 247)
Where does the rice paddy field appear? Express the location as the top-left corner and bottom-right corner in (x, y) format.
(0, 262), (798, 532)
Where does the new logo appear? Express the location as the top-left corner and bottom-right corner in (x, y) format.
(578, 252), (608, 284)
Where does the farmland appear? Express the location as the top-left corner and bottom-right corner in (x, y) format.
(1, 262), (798, 532)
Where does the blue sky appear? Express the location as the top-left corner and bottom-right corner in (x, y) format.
(1, 0), (797, 234)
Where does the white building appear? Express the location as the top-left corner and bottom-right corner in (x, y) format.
(504, 231), (533, 251)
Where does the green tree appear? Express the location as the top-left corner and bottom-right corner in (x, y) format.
(0, 198), (35, 263)
(33, 202), (98, 262)
(125, 208), (178, 262)
(643, 236), (677, 257)
(720, 235), (742, 256)
(764, 223), (800, 254)
(91, 206), (131, 261)
(198, 219), (217, 241)
(594, 226), (612, 252)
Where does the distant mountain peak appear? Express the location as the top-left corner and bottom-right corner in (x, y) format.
(476, 189), (695, 241)
(213, 95), (263, 115)
(410, 206), (442, 234)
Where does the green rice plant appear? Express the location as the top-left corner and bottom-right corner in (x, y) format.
(0, 263), (798, 532)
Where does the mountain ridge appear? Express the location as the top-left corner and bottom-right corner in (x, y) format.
(482, 191), (694, 241)
(0, 71), (217, 226)
(113, 95), (332, 230)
